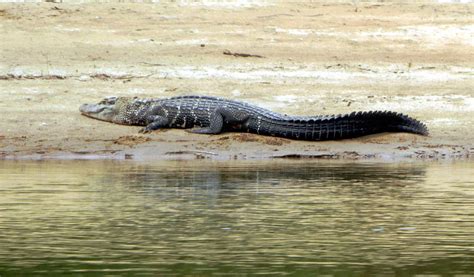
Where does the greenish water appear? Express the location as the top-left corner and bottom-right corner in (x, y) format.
(0, 160), (473, 276)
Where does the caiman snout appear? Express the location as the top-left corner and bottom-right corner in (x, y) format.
(79, 103), (115, 122)
(80, 103), (105, 114)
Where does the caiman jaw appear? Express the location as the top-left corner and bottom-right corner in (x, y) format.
(79, 103), (106, 115)
(79, 102), (116, 122)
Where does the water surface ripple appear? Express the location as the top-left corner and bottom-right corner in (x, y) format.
(0, 161), (473, 275)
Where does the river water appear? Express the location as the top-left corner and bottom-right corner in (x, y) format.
(0, 160), (473, 275)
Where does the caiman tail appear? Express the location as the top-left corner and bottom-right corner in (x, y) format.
(258, 111), (429, 141)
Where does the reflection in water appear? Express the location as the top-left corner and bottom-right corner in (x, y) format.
(0, 160), (472, 275)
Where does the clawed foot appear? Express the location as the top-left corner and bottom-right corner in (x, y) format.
(139, 128), (153, 134)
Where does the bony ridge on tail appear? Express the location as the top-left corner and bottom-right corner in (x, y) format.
(80, 95), (428, 141)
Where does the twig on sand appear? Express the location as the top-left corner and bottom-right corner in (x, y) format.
(165, 150), (218, 156)
(223, 49), (265, 58)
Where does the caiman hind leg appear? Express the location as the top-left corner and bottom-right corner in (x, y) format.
(188, 107), (249, 135)
(139, 115), (169, 133)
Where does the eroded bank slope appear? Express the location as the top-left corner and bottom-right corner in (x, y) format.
(0, 2), (473, 160)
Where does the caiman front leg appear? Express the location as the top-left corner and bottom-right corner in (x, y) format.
(189, 107), (249, 135)
(139, 115), (169, 133)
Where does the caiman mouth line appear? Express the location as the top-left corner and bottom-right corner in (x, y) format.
(80, 104), (106, 114)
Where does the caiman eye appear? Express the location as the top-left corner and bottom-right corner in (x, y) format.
(99, 96), (117, 105)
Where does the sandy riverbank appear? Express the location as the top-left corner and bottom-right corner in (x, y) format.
(0, 2), (473, 161)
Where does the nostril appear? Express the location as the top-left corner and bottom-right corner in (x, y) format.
(79, 104), (89, 113)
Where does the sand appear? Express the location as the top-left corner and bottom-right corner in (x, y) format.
(0, 2), (473, 161)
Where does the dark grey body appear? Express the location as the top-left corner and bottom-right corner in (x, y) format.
(80, 95), (428, 140)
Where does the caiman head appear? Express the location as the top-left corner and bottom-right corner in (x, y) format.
(80, 96), (135, 124)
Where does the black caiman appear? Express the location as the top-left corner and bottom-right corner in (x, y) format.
(80, 95), (428, 140)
